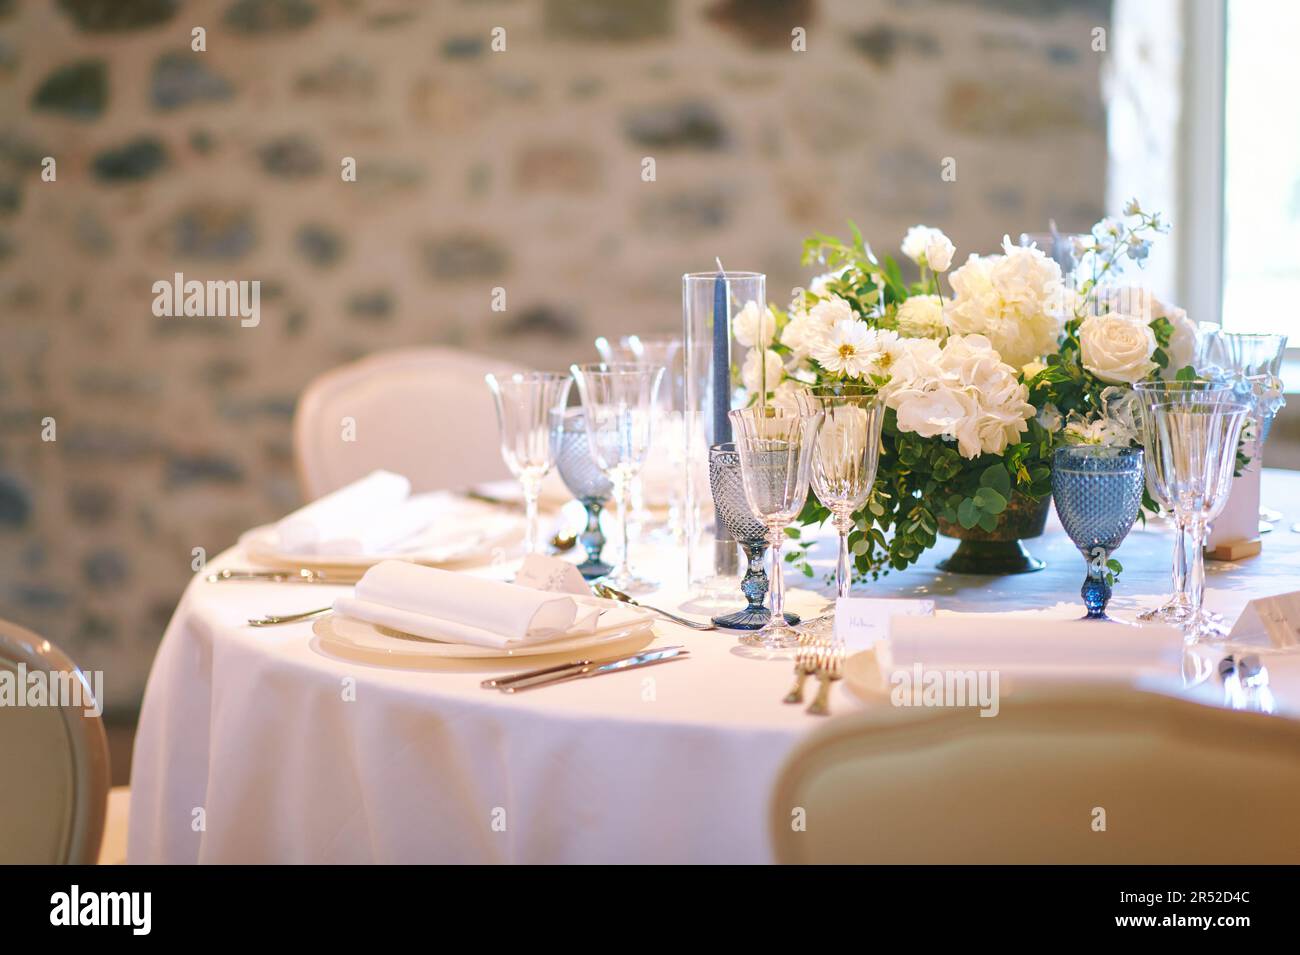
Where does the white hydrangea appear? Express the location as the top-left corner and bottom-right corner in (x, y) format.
(944, 236), (1066, 369)
(883, 334), (1034, 459)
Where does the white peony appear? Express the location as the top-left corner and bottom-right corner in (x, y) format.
(811, 319), (883, 379)
(895, 294), (948, 340)
(741, 347), (784, 394)
(732, 300), (776, 349)
(1079, 312), (1158, 384)
(944, 237), (1065, 369)
(901, 226), (956, 272)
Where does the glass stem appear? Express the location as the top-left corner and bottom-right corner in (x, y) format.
(614, 469), (632, 576)
(521, 473), (542, 554)
(1170, 515), (1188, 606)
(768, 526), (786, 626)
(1186, 519), (1208, 619)
(834, 511), (853, 600)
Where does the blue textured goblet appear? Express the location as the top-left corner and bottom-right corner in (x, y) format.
(554, 410), (613, 580)
(1051, 446), (1145, 620)
(709, 443), (799, 630)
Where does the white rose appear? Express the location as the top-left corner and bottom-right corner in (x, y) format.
(1161, 306), (1198, 378)
(807, 294), (854, 330)
(925, 231), (955, 272)
(771, 379), (806, 412)
(895, 294), (947, 340)
(1079, 313), (1158, 384)
(901, 225), (954, 271)
(732, 300), (776, 349)
(780, 311), (820, 359)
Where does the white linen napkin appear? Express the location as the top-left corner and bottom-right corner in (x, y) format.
(274, 470), (416, 555)
(332, 560), (601, 649)
(883, 613), (1183, 679)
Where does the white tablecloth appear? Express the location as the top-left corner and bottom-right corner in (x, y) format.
(128, 472), (1300, 864)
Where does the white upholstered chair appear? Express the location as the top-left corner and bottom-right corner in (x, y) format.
(293, 348), (527, 500)
(0, 618), (116, 864)
(770, 689), (1300, 864)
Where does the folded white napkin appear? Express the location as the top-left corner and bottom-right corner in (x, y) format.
(884, 613), (1182, 679)
(332, 560), (601, 649)
(275, 471), (418, 555)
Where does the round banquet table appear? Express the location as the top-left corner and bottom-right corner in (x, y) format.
(129, 470), (1300, 864)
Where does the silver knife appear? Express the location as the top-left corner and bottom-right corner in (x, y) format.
(481, 645), (685, 689)
(501, 647), (689, 693)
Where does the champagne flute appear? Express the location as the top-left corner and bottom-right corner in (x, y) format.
(484, 371), (572, 554)
(795, 386), (885, 637)
(570, 362), (665, 594)
(728, 404), (823, 650)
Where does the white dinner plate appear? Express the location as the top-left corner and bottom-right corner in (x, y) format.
(240, 493), (522, 572)
(311, 601), (657, 666)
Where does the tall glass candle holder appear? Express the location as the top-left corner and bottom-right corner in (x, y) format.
(682, 271), (766, 602)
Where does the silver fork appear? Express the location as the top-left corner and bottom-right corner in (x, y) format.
(247, 606), (332, 627)
(783, 632), (820, 704)
(806, 641), (845, 717)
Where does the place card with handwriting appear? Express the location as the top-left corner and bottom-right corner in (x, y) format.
(833, 597), (935, 652)
(1228, 591), (1300, 649)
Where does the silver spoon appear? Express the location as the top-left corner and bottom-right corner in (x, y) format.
(591, 583), (715, 631)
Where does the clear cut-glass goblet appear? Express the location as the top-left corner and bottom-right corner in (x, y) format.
(729, 405), (823, 650)
(1147, 400), (1251, 644)
(554, 409), (613, 580)
(1051, 446), (1145, 620)
(1132, 379), (1234, 623)
(484, 371), (573, 554)
(795, 386), (885, 638)
(708, 443), (799, 630)
(570, 362), (665, 595)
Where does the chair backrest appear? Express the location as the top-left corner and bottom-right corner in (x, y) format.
(0, 619), (110, 864)
(770, 689), (1300, 864)
(293, 347), (527, 500)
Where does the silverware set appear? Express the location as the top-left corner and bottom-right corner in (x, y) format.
(483, 645), (689, 693)
(783, 632), (845, 716)
(208, 568), (341, 584)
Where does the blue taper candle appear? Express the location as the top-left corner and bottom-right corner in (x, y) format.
(712, 269), (731, 445)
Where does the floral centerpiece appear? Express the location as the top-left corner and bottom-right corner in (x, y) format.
(740, 201), (1198, 579)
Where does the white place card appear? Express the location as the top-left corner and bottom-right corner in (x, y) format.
(833, 597), (935, 652)
(1207, 461), (1261, 548)
(514, 554), (591, 596)
(1228, 591), (1300, 649)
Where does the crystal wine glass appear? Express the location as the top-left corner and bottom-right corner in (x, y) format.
(1199, 329), (1287, 522)
(1146, 400), (1252, 643)
(1051, 446), (1145, 620)
(484, 371), (573, 554)
(708, 442), (799, 630)
(795, 386), (885, 637)
(570, 362), (665, 594)
(1132, 379), (1234, 622)
(728, 405), (823, 650)
(554, 408), (613, 580)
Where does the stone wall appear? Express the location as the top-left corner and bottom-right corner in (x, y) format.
(0, 0), (1111, 714)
